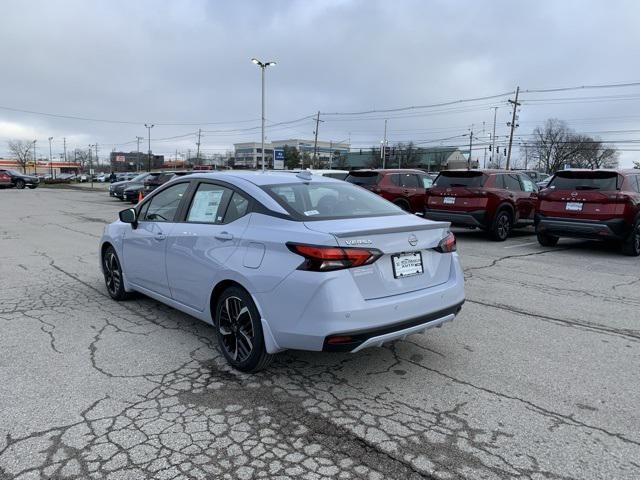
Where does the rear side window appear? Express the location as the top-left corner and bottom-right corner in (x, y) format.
(143, 182), (189, 222)
(548, 173), (620, 191)
(501, 174), (522, 191)
(389, 174), (401, 186)
(519, 175), (536, 192)
(223, 192), (250, 223)
(344, 172), (381, 186)
(630, 175), (640, 193)
(434, 173), (486, 187)
(399, 174), (420, 188)
(420, 175), (433, 188)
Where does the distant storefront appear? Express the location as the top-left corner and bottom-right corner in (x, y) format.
(110, 152), (164, 172)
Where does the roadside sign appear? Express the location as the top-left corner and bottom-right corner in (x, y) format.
(273, 149), (285, 170)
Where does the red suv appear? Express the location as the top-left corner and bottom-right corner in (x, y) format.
(424, 170), (539, 241)
(344, 169), (433, 213)
(535, 169), (640, 256)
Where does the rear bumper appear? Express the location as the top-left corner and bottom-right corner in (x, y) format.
(535, 215), (628, 240)
(323, 302), (463, 352)
(255, 253), (465, 353)
(424, 209), (487, 227)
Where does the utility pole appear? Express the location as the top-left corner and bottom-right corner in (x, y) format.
(196, 128), (201, 165)
(467, 126), (473, 170)
(144, 124), (154, 172)
(33, 140), (37, 175)
(251, 58), (276, 172)
(506, 86), (520, 170)
(329, 140), (333, 169)
(48, 137), (53, 178)
(63, 137), (67, 163)
(136, 136), (143, 172)
(491, 107), (498, 167)
(88, 145), (94, 188)
(312, 111), (321, 168)
(382, 119), (388, 169)
(94, 143), (99, 169)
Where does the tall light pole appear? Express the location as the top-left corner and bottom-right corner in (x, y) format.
(251, 58), (276, 172)
(136, 136), (144, 172)
(144, 124), (154, 172)
(48, 137), (54, 178)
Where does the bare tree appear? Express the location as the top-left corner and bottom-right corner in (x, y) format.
(7, 140), (33, 173)
(634, 160), (640, 169)
(529, 119), (618, 172)
(72, 148), (91, 171)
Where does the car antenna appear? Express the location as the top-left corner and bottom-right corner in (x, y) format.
(296, 171), (313, 181)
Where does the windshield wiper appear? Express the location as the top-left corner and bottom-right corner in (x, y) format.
(574, 185), (600, 190)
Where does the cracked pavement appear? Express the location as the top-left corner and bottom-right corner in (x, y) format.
(0, 187), (639, 479)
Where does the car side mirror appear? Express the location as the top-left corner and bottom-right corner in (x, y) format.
(119, 208), (138, 227)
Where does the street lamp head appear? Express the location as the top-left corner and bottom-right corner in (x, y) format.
(251, 58), (260, 65)
(265, 61), (276, 67)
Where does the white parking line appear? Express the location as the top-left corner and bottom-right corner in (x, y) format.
(503, 241), (539, 249)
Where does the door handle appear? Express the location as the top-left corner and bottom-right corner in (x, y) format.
(214, 232), (234, 241)
(154, 232), (166, 241)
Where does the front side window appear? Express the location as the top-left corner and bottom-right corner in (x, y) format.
(186, 184), (229, 224)
(142, 182), (189, 222)
(502, 174), (522, 191)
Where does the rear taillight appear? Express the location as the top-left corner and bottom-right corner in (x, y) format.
(434, 232), (456, 253)
(608, 193), (630, 202)
(287, 243), (382, 272)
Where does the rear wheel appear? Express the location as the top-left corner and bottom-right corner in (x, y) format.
(102, 246), (133, 300)
(215, 286), (273, 373)
(15, 179), (25, 189)
(537, 231), (559, 247)
(621, 220), (640, 256)
(490, 209), (512, 241)
(393, 199), (411, 212)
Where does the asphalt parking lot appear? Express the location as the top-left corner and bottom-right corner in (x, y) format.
(1, 187), (639, 480)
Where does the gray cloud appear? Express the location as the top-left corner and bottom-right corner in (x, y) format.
(1, 0), (639, 166)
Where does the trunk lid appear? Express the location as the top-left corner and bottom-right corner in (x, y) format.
(540, 171), (625, 220)
(304, 215), (453, 300)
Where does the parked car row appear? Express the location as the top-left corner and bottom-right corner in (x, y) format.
(348, 168), (639, 256)
(109, 171), (193, 203)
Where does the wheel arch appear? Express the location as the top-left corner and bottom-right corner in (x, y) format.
(208, 278), (283, 354)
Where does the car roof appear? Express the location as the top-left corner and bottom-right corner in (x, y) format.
(185, 170), (342, 186)
(349, 168), (425, 174)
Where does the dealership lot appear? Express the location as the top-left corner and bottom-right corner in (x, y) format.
(0, 187), (639, 479)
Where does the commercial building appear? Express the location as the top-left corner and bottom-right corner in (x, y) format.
(233, 142), (274, 169)
(233, 139), (350, 169)
(110, 152), (164, 172)
(0, 159), (81, 177)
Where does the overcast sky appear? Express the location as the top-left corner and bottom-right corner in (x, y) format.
(1, 0), (640, 166)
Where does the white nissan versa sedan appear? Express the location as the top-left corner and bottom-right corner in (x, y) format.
(100, 171), (465, 372)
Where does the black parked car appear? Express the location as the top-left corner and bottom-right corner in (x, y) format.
(109, 172), (154, 200)
(0, 169), (40, 189)
(122, 173), (161, 203)
(143, 171), (191, 194)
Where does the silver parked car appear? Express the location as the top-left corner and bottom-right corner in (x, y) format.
(99, 171), (465, 372)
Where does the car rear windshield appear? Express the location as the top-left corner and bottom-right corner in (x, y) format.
(262, 182), (404, 220)
(434, 172), (487, 187)
(548, 172), (621, 191)
(344, 171), (381, 186)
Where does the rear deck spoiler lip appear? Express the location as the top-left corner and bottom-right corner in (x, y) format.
(330, 221), (451, 238)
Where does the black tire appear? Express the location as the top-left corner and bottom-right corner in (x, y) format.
(215, 286), (273, 373)
(394, 199), (411, 212)
(621, 219), (640, 257)
(102, 246), (133, 300)
(15, 179), (25, 189)
(536, 231), (559, 247)
(490, 209), (512, 241)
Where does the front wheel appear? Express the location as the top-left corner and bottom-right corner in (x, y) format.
(621, 220), (640, 256)
(490, 210), (512, 241)
(102, 246), (133, 300)
(537, 231), (559, 247)
(215, 286), (273, 373)
(15, 179), (25, 189)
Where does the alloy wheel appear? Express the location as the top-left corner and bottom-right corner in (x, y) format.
(103, 251), (122, 296)
(218, 296), (255, 362)
(497, 214), (510, 239)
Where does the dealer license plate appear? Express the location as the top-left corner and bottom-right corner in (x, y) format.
(566, 202), (583, 211)
(392, 252), (424, 278)
(443, 197), (455, 205)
